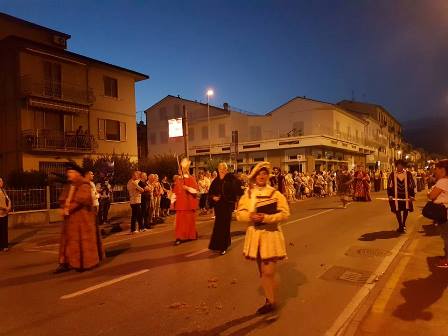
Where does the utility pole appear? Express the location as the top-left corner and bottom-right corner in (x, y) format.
(183, 104), (189, 159)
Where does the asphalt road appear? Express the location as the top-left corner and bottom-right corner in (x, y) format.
(0, 192), (426, 336)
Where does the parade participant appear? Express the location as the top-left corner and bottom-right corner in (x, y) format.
(173, 158), (199, 245)
(0, 177), (11, 252)
(353, 165), (371, 201)
(96, 177), (112, 225)
(284, 172), (296, 203)
(127, 171), (145, 233)
(337, 165), (353, 208)
(387, 160), (416, 233)
(153, 174), (163, 223)
(236, 161), (290, 315)
(197, 171), (210, 215)
(426, 160), (448, 267)
(373, 169), (382, 192)
(160, 176), (171, 217)
(269, 167), (285, 194)
(55, 163), (104, 273)
(208, 162), (243, 255)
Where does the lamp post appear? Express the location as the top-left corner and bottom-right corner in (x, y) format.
(206, 89), (214, 160)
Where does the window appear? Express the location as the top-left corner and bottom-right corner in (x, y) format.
(43, 61), (61, 98)
(98, 119), (126, 141)
(160, 131), (168, 144)
(202, 126), (208, 139)
(249, 126), (261, 141)
(103, 76), (118, 98)
(188, 127), (195, 141)
(218, 124), (226, 138)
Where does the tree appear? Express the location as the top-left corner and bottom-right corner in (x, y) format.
(139, 154), (178, 180)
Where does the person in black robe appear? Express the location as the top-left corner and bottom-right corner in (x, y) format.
(208, 162), (244, 255)
(387, 160), (416, 233)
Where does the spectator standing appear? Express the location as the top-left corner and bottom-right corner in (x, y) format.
(427, 160), (448, 268)
(160, 176), (171, 217)
(198, 171), (210, 215)
(127, 171), (145, 233)
(139, 172), (151, 231)
(85, 171), (99, 218)
(0, 177), (11, 252)
(96, 178), (112, 225)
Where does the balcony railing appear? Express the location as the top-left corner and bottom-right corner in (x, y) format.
(21, 75), (95, 105)
(22, 129), (97, 153)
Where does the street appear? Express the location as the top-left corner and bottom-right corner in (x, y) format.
(0, 192), (427, 336)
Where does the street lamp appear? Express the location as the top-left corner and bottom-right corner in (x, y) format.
(206, 89), (214, 160)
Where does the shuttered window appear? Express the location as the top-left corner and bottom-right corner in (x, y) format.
(98, 119), (126, 141)
(103, 76), (118, 98)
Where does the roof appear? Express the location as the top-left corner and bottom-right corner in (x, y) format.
(2, 35), (149, 81)
(337, 100), (401, 125)
(0, 12), (71, 39)
(268, 96), (368, 124)
(144, 95), (231, 113)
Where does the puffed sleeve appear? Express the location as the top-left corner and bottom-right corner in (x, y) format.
(262, 191), (290, 224)
(236, 191), (251, 223)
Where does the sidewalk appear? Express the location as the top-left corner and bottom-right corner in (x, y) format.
(352, 218), (448, 335)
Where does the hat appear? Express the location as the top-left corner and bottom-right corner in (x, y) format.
(65, 162), (84, 175)
(248, 161), (271, 181)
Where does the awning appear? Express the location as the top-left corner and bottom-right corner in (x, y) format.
(29, 98), (89, 114)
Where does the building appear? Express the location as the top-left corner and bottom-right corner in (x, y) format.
(0, 13), (148, 177)
(145, 95), (381, 173)
(337, 100), (403, 170)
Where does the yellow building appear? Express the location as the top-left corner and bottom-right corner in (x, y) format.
(0, 12), (148, 176)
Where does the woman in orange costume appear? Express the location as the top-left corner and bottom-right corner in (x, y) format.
(173, 158), (199, 245)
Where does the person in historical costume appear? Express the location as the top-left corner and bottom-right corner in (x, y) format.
(353, 166), (372, 201)
(337, 166), (353, 208)
(270, 167), (286, 194)
(55, 163), (104, 273)
(373, 169), (382, 192)
(173, 158), (199, 245)
(208, 163), (244, 255)
(236, 161), (290, 315)
(387, 160), (416, 233)
(284, 172), (297, 203)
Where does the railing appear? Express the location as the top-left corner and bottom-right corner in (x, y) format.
(21, 75), (95, 105)
(22, 129), (97, 153)
(7, 185), (130, 212)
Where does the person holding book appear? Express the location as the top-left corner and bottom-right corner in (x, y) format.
(236, 161), (290, 315)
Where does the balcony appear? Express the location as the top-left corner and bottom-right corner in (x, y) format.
(22, 129), (97, 153)
(21, 75), (95, 106)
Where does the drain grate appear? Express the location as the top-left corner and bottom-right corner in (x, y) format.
(345, 246), (391, 258)
(320, 266), (371, 285)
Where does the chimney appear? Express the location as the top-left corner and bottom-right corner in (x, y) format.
(223, 102), (229, 111)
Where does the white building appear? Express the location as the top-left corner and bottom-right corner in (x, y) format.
(145, 95), (386, 173)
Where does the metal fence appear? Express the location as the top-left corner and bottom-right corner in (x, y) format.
(6, 188), (47, 212)
(5, 184), (129, 212)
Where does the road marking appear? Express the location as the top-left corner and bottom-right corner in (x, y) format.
(24, 248), (58, 255)
(325, 234), (410, 336)
(371, 238), (419, 314)
(60, 269), (149, 300)
(186, 248), (210, 258)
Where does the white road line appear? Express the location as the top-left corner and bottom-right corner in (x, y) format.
(60, 269), (149, 300)
(186, 248), (210, 258)
(24, 248), (58, 255)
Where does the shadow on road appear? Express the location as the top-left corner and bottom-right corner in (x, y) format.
(359, 230), (401, 241)
(393, 256), (448, 321)
(418, 224), (439, 237)
(8, 229), (40, 248)
(176, 313), (275, 336)
(277, 261), (307, 309)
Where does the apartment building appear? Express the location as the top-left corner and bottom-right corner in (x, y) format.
(0, 13), (148, 176)
(145, 95), (379, 173)
(338, 100), (403, 170)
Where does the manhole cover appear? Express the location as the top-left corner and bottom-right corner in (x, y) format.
(345, 246), (391, 258)
(320, 266), (371, 285)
